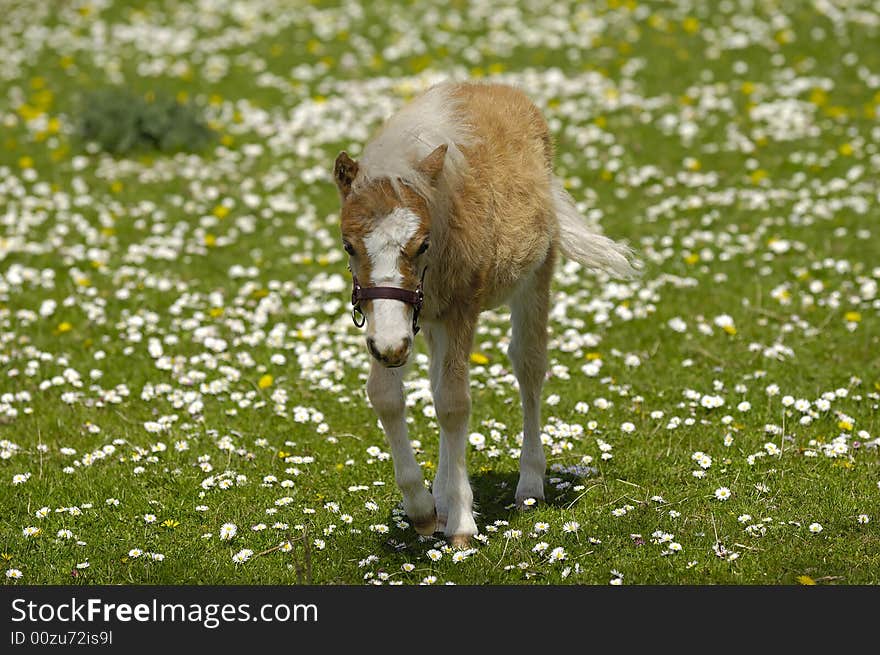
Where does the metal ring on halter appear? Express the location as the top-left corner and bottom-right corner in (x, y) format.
(352, 305), (366, 328)
(350, 276), (366, 327)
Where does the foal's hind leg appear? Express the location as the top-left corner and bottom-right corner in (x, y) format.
(508, 251), (555, 507)
(428, 314), (478, 547)
(367, 361), (436, 535)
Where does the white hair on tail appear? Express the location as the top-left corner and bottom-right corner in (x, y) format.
(352, 82), (475, 206)
(552, 178), (639, 279)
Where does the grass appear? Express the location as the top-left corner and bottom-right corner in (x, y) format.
(0, 0), (878, 585)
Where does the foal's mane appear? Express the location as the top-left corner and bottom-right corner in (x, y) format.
(352, 82), (475, 208)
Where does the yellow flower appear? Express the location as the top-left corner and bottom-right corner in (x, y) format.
(796, 575), (816, 586)
(839, 143), (854, 157)
(212, 204), (230, 219)
(838, 420), (853, 431)
(722, 325), (737, 336)
(18, 156), (34, 169)
(774, 30), (793, 44)
(844, 311), (861, 322)
(648, 14), (667, 30)
(470, 353), (489, 365)
(204, 234), (216, 247)
(277, 450), (290, 459)
(57, 321), (72, 333)
(17, 104), (43, 121)
(809, 88), (827, 106)
(682, 17), (699, 34)
(684, 253), (700, 265)
(258, 374), (273, 389)
(161, 519), (180, 528)
(209, 307), (224, 318)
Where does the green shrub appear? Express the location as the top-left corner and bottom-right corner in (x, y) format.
(78, 87), (215, 155)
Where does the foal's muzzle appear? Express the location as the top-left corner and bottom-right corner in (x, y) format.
(367, 335), (412, 368)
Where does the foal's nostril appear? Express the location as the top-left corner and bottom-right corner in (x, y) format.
(367, 337), (382, 361)
(367, 336), (412, 367)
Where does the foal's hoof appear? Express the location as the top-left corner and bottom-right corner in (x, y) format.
(448, 534), (471, 549)
(412, 510), (438, 536)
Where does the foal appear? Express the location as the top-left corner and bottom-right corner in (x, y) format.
(333, 82), (635, 547)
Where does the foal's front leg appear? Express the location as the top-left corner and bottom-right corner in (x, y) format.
(367, 361), (436, 535)
(429, 317), (478, 548)
(421, 325), (448, 532)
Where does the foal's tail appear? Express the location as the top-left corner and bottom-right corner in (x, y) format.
(552, 178), (639, 279)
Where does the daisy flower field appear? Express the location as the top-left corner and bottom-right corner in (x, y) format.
(1, 0), (878, 585)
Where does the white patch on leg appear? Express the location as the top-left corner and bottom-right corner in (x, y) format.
(367, 362), (435, 530)
(432, 434), (448, 528)
(427, 326), (450, 525)
(445, 471), (477, 541)
(364, 208), (420, 351)
(509, 274), (548, 505)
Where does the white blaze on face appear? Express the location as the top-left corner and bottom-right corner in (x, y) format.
(363, 207), (421, 352)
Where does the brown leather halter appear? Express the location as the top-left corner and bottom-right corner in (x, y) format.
(350, 266), (427, 335)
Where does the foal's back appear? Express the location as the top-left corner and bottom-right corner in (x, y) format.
(433, 82), (559, 313)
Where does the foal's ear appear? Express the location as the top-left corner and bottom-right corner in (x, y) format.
(416, 143), (448, 185)
(333, 151), (359, 200)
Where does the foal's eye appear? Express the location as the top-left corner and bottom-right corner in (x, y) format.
(343, 241), (355, 255)
(416, 239), (429, 255)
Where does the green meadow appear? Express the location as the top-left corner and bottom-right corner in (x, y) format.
(1, 0), (878, 585)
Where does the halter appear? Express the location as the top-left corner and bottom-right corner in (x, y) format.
(350, 266), (427, 335)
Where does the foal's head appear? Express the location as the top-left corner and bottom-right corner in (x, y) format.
(333, 144), (447, 368)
